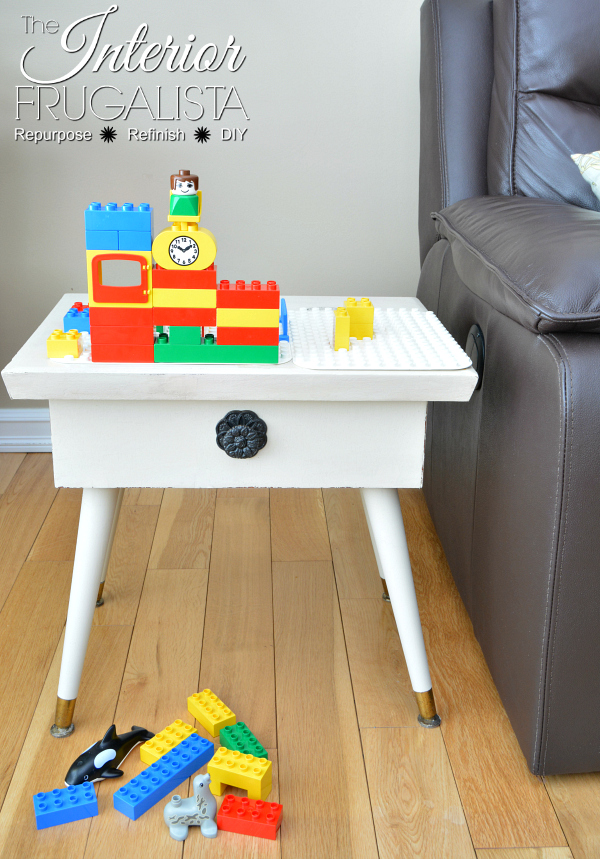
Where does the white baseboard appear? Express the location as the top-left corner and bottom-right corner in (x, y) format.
(0, 408), (52, 452)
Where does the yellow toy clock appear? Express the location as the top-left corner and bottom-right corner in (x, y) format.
(151, 169), (217, 270)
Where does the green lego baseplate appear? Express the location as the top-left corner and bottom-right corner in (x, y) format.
(154, 341), (279, 364)
(219, 722), (268, 759)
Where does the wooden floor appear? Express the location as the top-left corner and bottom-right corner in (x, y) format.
(0, 454), (597, 858)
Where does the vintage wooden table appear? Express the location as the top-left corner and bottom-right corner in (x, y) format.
(1, 294), (477, 738)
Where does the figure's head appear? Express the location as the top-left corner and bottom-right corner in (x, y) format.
(171, 169), (198, 195)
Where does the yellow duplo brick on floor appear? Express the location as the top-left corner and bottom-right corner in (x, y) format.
(47, 330), (82, 359)
(216, 308), (280, 328)
(139, 719), (197, 765)
(334, 307), (350, 351)
(153, 288), (217, 308)
(188, 688), (236, 737)
(207, 747), (272, 800)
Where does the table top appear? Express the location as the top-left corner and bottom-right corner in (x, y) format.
(2, 294), (478, 403)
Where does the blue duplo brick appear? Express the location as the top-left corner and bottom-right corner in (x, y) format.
(33, 784), (98, 830)
(118, 230), (152, 251)
(113, 734), (214, 821)
(63, 307), (90, 333)
(85, 229), (118, 250)
(85, 202), (152, 232)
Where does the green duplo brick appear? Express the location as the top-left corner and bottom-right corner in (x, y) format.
(168, 326), (202, 344)
(154, 342), (279, 364)
(219, 723), (268, 759)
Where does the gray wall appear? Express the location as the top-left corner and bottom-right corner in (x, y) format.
(0, 0), (421, 409)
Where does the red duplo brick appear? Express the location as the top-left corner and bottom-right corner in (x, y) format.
(91, 344), (154, 363)
(217, 326), (279, 346)
(91, 325), (154, 345)
(152, 266), (217, 290)
(217, 280), (280, 309)
(90, 307), (153, 326)
(217, 795), (282, 840)
(152, 307), (216, 326)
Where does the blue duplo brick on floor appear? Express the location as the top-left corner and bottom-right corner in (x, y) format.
(33, 784), (98, 829)
(113, 734), (214, 820)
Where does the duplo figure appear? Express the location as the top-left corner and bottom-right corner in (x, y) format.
(169, 168), (202, 229)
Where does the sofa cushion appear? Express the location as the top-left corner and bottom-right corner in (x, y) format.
(487, 0), (600, 210)
(433, 195), (600, 333)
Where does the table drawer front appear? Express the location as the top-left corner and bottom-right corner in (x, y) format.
(50, 400), (427, 488)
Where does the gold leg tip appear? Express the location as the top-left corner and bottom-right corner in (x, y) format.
(96, 582), (105, 607)
(50, 722), (75, 738)
(415, 689), (441, 727)
(51, 698), (76, 737)
(417, 713), (441, 728)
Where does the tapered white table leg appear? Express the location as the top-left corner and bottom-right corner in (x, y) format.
(96, 487), (124, 606)
(51, 487), (122, 737)
(360, 488), (441, 727)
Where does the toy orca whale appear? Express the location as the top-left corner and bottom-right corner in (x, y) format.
(65, 725), (155, 785)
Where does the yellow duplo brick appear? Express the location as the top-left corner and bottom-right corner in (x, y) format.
(345, 297), (374, 338)
(333, 307), (350, 351)
(208, 747), (272, 800)
(216, 308), (280, 328)
(350, 323), (375, 340)
(188, 688), (236, 737)
(153, 288), (217, 308)
(47, 330), (82, 359)
(139, 720), (197, 765)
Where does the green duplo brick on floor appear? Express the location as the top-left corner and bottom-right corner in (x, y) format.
(219, 723), (268, 759)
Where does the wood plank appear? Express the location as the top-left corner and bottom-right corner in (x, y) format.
(340, 598), (417, 727)
(123, 488), (164, 506)
(199, 492), (276, 748)
(270, 489), (331, 562)
(362, 727), (475, 858)
(84, 569), (209, 859)
(399, 489), (566, 850)
(148, 489), (215, 570)
(273, 560), (378, 858)
(0, 453), (57, 611)
(217, 487), (269, 498)
(545, 773), (600, 859)
(0, 561), (73, 806)
(0, 624), (132, 859)
(0, 453), (26, 496)
(184, 750), (280, 859)
(323, 487), (417, 726)
(28, 488), (81, 562)
(322, 488), (382, 598)
(116, 568), (208, 728)
(476, 850), (573, 858)
(93, 503), (160, 627)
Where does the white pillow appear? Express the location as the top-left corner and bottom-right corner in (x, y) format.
(571, 151), (600, 203)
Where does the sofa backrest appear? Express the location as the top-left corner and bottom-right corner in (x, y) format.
(419, 0), (495, 265)
(488, 0), (600, 209)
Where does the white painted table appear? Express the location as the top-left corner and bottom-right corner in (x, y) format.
(2, 294), (478, 737)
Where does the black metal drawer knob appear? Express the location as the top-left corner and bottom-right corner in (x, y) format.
(216, 410), (268, 459)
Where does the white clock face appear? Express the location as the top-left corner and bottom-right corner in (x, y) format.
(169, 235), (199, 266)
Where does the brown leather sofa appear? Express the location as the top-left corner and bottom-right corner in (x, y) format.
(418, 0), (600, 775)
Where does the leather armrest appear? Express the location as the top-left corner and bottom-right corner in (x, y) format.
(434, 195), (600, 332)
